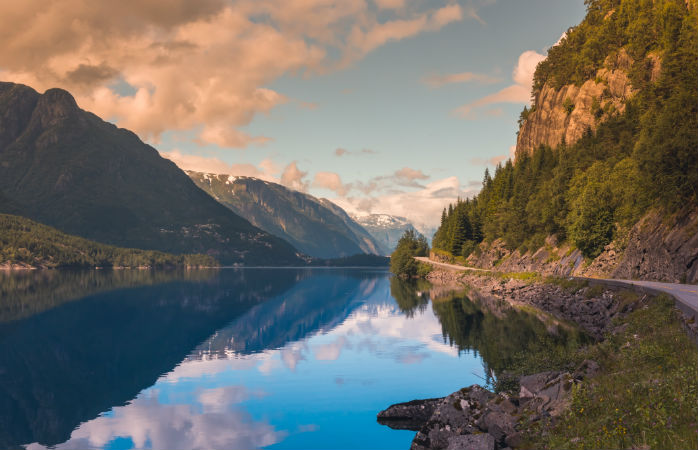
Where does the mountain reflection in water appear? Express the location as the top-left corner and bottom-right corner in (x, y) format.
(0, 268), (584, 450)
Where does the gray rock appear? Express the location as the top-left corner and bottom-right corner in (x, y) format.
(482, 411), (515, 443)
(377, 398), (442, 431)
(446, 434), (495, 450)
(573, 359), (600, 380)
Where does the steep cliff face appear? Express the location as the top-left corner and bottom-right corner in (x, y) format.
(458, 209), (697, 284)
(516, 49), (660, 158)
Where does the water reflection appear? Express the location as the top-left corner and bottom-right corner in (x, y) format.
(0, 269), (584, 449)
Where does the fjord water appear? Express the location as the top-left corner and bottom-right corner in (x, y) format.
(0, 269), (580, 450)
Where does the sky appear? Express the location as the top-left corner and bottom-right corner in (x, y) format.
(0, 0), (586, 230)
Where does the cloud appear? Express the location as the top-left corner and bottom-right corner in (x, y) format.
(395, 167), (428, 182)
(160, 149), (278, 180)
(454, 50), (545, 119)
(280, 343), (307, 372)
(333, 176), (476, 228)
(374, 0), (406, 10)
(26, 387), (285, 450)
(280, 161), (310, 192)
(468, 155), (507, 166)
(421, 71), (501, 88)
(334, 147), (378, 157)
(341, 4), (463, 66)
(314, 336), (350, 361)
(313, 171), (350, 196)
(0, 0), (474, 148)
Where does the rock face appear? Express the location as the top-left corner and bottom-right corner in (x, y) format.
(611, 209), (698, 283)
(516, 49), (651, 158)
(461, 209), (697, 284)
(378, 373), (580, 450)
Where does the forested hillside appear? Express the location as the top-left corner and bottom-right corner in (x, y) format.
(433, 0), (697, 265)
(0, 214), (215, 269)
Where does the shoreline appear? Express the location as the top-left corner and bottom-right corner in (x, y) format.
(378, 267), (698, 449)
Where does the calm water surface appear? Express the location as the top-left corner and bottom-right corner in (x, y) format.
(0, 268), (582, 449)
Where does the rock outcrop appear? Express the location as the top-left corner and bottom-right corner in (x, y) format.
(515, 49), (659, 158)
(378, 366), (596, 450)
(457, 209), (697, 284)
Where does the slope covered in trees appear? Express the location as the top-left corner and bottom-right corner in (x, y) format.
(0, 214), (215, 268)
(433, 0), (697, 260)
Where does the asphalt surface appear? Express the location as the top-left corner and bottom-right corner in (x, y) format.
(414, 256), (698, 319)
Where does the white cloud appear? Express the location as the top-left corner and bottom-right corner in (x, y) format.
(314, 336), (350, 361)
(26, 387), (285, 450)
(454, 50), (545, 118)
(332, 176), (475, 229)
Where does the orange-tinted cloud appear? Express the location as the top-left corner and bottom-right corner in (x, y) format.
(453, 50), (545, 118)
(0, 0), (470, 148)
(313, 172), (350, 196)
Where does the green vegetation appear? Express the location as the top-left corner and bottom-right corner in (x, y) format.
(432, 0), (697, 260)
(0, 214), (216, 268)
(389, 229), (429, 278)
(520, 295), (698, 449)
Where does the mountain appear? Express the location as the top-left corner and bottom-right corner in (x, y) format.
(0, 82), (302, 265)
(351, 214), (416, 254)
(431, 0), (697, 283)
(186, 172), (383, 258)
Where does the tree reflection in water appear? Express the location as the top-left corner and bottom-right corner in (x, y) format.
(390, 277), (589, 386)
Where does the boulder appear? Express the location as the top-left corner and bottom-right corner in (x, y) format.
(446, 434), (495, 450)
(377, 398), (442, 431)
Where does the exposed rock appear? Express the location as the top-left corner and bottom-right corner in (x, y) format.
(516, 49), (638, 158)
(612, 210), (698, 283)
(446, 434), (495, 450)
(379, 373), (580, 450)
(378, 398), (442, 431)
(460, 208), (697, 284)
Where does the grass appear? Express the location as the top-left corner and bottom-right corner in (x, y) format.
(522, 295), (698, 450)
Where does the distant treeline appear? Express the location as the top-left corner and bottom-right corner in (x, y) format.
(312, 253), (390, 267)
(433, 0), (696, 259)
(0, 214), (216, 268)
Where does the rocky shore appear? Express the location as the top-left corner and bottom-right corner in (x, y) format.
(378, 361), (599, 450)
(426, 269), (632, 340)
(377, 268), (689, 449)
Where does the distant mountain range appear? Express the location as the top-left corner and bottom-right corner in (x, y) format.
(351, 214), (416, 254)
(0, 82), (301, 265)
(187, 172), (383, 259)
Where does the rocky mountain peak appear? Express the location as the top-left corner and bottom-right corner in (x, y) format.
(35, 87), (80, 128)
